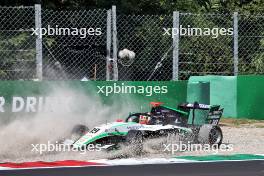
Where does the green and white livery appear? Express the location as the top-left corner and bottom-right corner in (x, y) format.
(64, 102), (224, 152)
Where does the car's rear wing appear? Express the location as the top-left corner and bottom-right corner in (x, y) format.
(178, 103), (212, 110)
(178, 102), (224, 125)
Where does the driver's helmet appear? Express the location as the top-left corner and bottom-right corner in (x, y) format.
(139, 115), (150, 124)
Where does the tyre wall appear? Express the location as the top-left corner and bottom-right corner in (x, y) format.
(237, 75), (264, 120)
(188, 75), (264, 120)
(188, 76), (237, 118)
(187, 81), (210, 125)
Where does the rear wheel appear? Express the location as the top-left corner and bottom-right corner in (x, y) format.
(198, 125), (223, 146)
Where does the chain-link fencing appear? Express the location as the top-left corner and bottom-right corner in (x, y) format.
(116, 12), (264, 80)
(116, 14), (173, 81)
(0, 5), (263, 81)
(178, 13), (234, 80)
(0, 7), (35, 80)
(42, 9), (107, 80)
(238, 14), (264, 75)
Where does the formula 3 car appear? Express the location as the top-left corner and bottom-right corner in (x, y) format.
(64, 102), (224, 153)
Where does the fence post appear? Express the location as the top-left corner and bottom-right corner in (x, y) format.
(35, 4), (43, 81)
(172, 11), (179, 80)
(112, 5), (118, 81)
(106, 10), (112, 81)
(233, 12), (239, 76)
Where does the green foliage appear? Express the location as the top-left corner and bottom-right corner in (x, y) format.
(1, 0), (264, 14)
(0, 32), (36, 79)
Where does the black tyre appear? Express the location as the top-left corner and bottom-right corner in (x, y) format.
(125, 130), (143, 155)
(71, 124), (89, 138)
(198, 125), (223, 146)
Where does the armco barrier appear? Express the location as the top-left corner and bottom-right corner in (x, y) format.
(0, 81), (187, 123)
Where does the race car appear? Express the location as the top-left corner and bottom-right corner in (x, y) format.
(64, 102), (224, 153)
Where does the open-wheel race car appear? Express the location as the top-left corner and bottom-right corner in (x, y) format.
(64, 102), (224, 153)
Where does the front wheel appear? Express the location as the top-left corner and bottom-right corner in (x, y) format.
(71, 124), (89, 141)
(125, 130), (143, 155)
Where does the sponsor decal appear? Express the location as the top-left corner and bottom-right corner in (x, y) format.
(0, 96), (71, 113)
